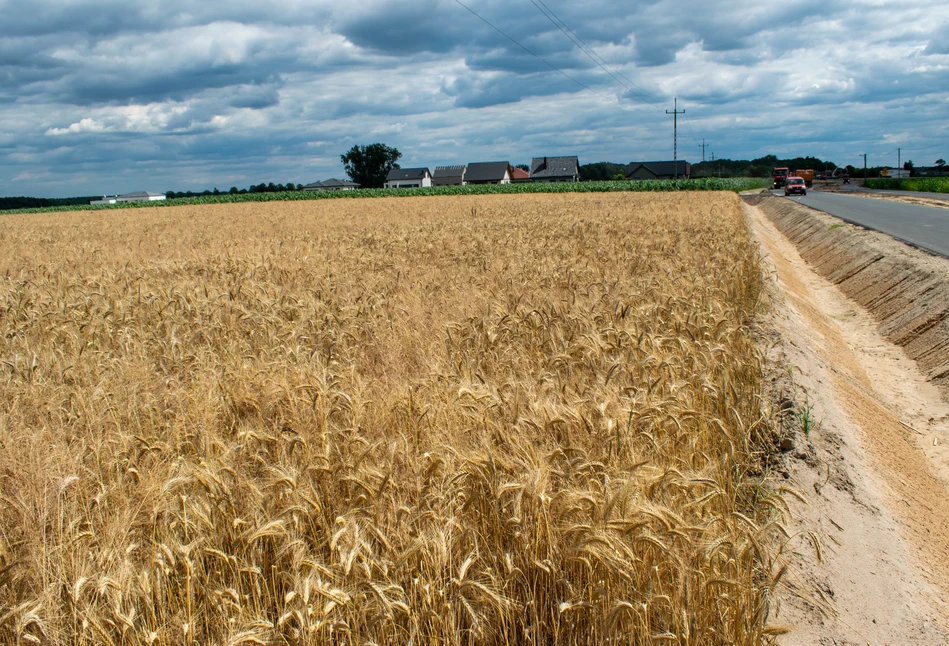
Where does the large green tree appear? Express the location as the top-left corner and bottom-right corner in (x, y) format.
(579, 162), (627, 182)
(340, 143), (402, 189)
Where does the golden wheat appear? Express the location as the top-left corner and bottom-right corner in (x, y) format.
(0, 193), (785, 645)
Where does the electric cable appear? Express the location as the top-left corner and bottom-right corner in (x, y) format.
(452, 0), (626, 107)
(527, 0), (659, 106)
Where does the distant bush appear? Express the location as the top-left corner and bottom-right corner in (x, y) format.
(0, 196), (100, 210)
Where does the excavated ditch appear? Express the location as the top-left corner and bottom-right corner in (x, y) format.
(745, 194), (949, 393)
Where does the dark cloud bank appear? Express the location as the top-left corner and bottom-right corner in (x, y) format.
(1, 0), (947, 196)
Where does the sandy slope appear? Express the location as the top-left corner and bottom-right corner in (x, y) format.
(745, 202), (949, 645)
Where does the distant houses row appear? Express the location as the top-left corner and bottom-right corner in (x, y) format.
(90, 158), (693, 203)
(382, 157), (582, 189)
(374, 158), (690, 189)
(294, 156), (583, 192)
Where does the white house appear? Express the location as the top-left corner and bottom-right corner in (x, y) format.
(385, 168), (433, 189)
(91, 191), (166, 205)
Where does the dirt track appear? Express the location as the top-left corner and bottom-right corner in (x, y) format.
(744, 197), (949, 644)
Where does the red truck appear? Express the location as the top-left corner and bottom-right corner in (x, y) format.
(772, 167), (790, 189)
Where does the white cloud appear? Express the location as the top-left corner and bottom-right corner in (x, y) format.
(2, 0), (949, 196)
(46, 117), (108, 136)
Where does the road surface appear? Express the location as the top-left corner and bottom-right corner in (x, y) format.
(772, 189), (949, 257)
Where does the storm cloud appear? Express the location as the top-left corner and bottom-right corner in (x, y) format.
(1, 0), (947, 196)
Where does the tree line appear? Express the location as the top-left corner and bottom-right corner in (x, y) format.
(0, 196), (100, 211)
(166, 182), (304, 199)
(577, 156), (842, 181)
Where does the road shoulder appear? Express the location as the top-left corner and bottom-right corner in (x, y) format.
(746, 201), (949, 644)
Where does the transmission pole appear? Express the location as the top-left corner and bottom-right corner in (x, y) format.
(898, 147), (901, 176)
(666, 98), (685, 180)
(699, 139), (709, 163)
(863, 153), (867, 183)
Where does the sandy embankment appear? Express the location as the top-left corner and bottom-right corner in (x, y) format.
(744, 195), (949, 644)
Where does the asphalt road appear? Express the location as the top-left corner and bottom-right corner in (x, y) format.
(773, 189), (949, 257)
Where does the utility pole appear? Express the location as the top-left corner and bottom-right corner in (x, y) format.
(863, 153), (867, 183)
(898, 147), (901, 176)
(666, 98), (685, 180)
(699, 139), (709, 163)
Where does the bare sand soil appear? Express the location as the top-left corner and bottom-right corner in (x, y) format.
(745, 201), (949, 644)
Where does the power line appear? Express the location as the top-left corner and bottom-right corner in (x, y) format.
(682, 116), (700, 144)
(894, 141), (947, 153)
(526, 0), (659, 106)
(533, 0), (662, 103)
(533, 0), (707, 154)
(453, 0), (708, 160)
(452, 0), (624, 107)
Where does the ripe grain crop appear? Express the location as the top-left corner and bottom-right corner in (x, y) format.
(0, 193), (786, 644)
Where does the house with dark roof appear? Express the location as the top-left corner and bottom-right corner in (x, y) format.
(625, 161), (691, 180)
(529, 156), (579, 182)
(385, 167), (432, 189)
(433, 165), (467, 187)
(300, 178), (360, 191)
(464, 161), (513, 185)
(510, 167), (531, 182)
(91, 191), (166, 205)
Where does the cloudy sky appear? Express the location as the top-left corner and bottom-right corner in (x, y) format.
(2, 0), (948, 197)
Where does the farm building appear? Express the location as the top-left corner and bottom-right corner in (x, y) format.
(91, 191), (166, 205)
(433, 165), (466, 186)
(385, 168), (432, 189)
(529, 156), (580, 182)
(465, 162), (513, 185)
(510, 167), (531, 182)
(300, 179), (360, 191)
(879, 168), (910, 179)
(625, 161), (691, 180)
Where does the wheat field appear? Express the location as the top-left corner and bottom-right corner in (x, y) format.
(0, 193), (786, 645)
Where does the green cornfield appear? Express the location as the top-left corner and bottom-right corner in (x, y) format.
(1, 178), (767, 215)
(864, 177), (949, 193)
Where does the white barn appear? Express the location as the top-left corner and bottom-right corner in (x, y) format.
(91, 191), (166, 205)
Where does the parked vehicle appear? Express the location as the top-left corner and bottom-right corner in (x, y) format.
(842, 174), (851, 184)
(772, 167), (790, 189)
(794, 169), (815, 187)
(785, 177), (806, 196)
